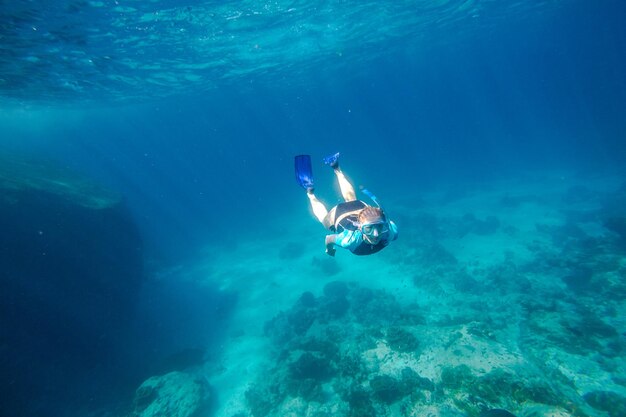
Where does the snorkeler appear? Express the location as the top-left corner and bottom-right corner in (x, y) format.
(295, 152), (398, 256)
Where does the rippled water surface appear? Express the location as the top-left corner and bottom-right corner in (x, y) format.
(1, 0), (560, 102)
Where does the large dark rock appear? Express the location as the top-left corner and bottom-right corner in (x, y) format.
(584, 390), (626, 417)
(369, 375), (403, 404)
(0, 155), (144, 416)
(132, 371), (213, 417)
(289, 352), (336, 381)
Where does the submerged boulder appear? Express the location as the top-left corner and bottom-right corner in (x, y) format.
(0, 154), (144, 416)
(369, 374), (403, 404)
(583, 390), (626, 417)
(133, 371), (212, 417)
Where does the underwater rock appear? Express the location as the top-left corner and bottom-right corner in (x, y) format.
(400, 367), (435, 392)
(152, 348), (206, 375)
(562, 185), (596, 204)
(419, 242), (458, 266)
(288, 306), (317, 335)
(575, 310), (618, 339)
(298, 291), (317, 308)
(583, 390), (626, 417)
(285, 377), (325, 402)
(499, 194), (538, 208)
(562, 265), (594, 292)
(351, 286), (403, 325)
(338, 353), (364, 378)
(324, 280), (350, 299)
(0, 154), (121, 209)
(252, 283), (431, 415)
(483, 261), (529, 293)
(295, 336), (340, 359)
(473, 215), (501, 235)
(319, 293), (350, 320)
(316, 281), (350, 321)
(453, 268), (483, 294)
(347, 388), (377, 417)
(479, 410), (516, 417)
(245, 385), (281, 417)
(456, 213), (500, 237)
(385, 326), (420, 352)
(133, 371), (212, 417)
(466, 321), (498, 341)
(613, 376), (626, 387)
(351, 285), (374, 306)
(134, 384), (158, 413)
(441, 364), (474, 389)
(441, 366), (561, 413)
(604, 217), (626, 247)
(542, 308), (620, 357)
(312, 255), (341, 275)
(0, 155), (144, 416)
(478, 370), (560, 407)
(278, 241), (306, 260)
(411, 212), (442, 240)
(264, 311), (296, 344)
(369, 375), (403, 404)
(289, 352), (336, 381)
(264, 291), (321, 344)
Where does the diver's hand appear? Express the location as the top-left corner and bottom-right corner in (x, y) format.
(324, 234), (337, 257)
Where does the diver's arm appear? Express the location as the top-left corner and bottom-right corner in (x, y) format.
(325, 234), (337, 257)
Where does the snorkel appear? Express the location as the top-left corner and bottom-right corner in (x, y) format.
(361, 188), (382, 208)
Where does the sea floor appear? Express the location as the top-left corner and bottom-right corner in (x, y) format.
(139, 170), (626, 417)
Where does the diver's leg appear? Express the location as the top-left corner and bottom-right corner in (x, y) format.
(334, 167), (357, 202)
(325, 153), (357, 202)
(307, 190), (329, 224)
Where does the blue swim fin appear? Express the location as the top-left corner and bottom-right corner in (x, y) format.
(323, 152), (340, 168)
(294, 155), (314, 190)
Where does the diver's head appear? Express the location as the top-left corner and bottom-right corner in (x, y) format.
(358, 207), (389, 244)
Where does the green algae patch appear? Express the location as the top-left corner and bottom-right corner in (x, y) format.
(440, 366), (564, 416)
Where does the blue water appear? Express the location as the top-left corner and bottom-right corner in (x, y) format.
(1, 1), (626, 416)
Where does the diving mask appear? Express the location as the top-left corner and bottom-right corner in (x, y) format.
(361, 221), (389, 240)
